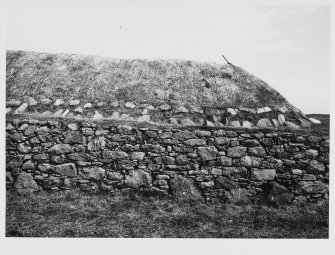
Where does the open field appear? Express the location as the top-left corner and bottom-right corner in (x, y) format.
(6, 191), (328, 238)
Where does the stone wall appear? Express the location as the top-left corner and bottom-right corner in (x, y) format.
(6, 118), (329, 204)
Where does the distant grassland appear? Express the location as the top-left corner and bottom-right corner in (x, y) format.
(6, 191), (328, 238)
(6, 50), (292, 109)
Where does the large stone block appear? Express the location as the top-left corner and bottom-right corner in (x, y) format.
(250, 168), (276, 181)
(48, 144), (73, 154)
(248, 146), (266, 156)
(227, 146), (247, 158)
(82, 166), (106, 181)
(215, 176), (238, 190)
(125, 170), (152, 188)
(198, 146), (218, 161)
(53, 163), (77, 177)
(102, 150), (129, 159)
(240, 156), (262, 167)
(170, 175), (202, 201)
(14, 172), (39, 194)
(184, 139), (206, 147)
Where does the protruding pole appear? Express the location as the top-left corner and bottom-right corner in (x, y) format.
(222, 54), (232, 65)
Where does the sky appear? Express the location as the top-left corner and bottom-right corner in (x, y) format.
(5, 0), (330, 114)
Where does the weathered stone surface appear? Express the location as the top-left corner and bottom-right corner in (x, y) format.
(257, 118), (273, 128)
(181, 118), (196, 126)
(140, 144), (165, 153)
(300, 181), (328, 194)
(220, 156), (232, 166)
(54, 99), (64, 106)
(215, 137), (230, 145)
(26, 97), (37, 106)
(87, 137), (106, 151)
(18, 143), (32, 153)
(305, 149), (318, 159)
(228, 120), (241, 127)
(38, 163), (52, 172)
(48, 144), (72, 154)
(82, 166), (106, 180)
(93, 111), (104, 119)
(62, 109), (70, 117)
(6, 100), (22, 107)
(67, 153), (91, 161)
(102, 150), (129, 159)
(278, 114), (285, 125)
(159, 104), (171, 111)
(83, 103), (92, 108)
(309, 118), (321, 124)
(248, 146), (266, 156)
(130, 152), (145, 161)
(69, 100), (80, 106)
(40, 98), (52, 105)
(272, 119), (280, 128)
(14, 172), (39, 193)
(14, 103), (28, 114)
(53, 163), (77, 177)
(107, 171), (123, 181)
(242, 121), (252, 129)
(240, 156), (262, 167)
(22, 160), (35, 170)
(170, 175), (202, 201)
(64, 131), (83, 144)
(137, 115), (150, 122)
(184, 138), (206, 146)
(215, 176), (238, 190)
(206, 120), (215, 127)
(227, 146), (247, 158)
(176, 154), (189, 165)
(125, 170), (152, 188)
(285, 121), (300, 129)
(198, 146), (218, 161)
(175, 106), (189, 113)
(173, 131), (195, 140)
(250, 169), (276, 181)
(117, 125), (133, 134)
(226, 188), (252, 204)
(308, 160), (325, 173)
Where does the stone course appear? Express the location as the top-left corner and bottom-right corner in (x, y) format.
(6, 118), (329, 204)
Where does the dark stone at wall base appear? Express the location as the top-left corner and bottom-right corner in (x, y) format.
(14, 172), (39, 194)
(215, 176), (238, 190)
(170, 175), (203, 201)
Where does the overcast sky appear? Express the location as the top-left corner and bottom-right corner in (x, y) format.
(6, 0), (330, 114)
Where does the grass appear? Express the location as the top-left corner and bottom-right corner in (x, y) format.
(6, 191), (328, 238)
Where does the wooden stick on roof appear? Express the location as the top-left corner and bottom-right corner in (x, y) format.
(222, 54), (232, 65)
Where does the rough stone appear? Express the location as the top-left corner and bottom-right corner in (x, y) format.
(40, 98), (52, 105)
(54, 99), (64, 106)
(184, 139), (206, 146)
(240, 156), (262, 167)
(305, 149), (318, 159)
(48, 144), (73, 154)
(198, 146), (218, 161)
(250, 169), (276, 181)
(215, 176), (238, 190)
(220, 156), (232, 166)
(83, 103), (92, 108)
(93, 111), (104, 119)
(26, 97), (38, 106)
(227, 146), (247, 158)
(102, 150), (129, 159)
(300, 181), (328, 194)
(87, 137), (106, 151)
(309, 118), (321, 124)
(257, 118), (273, 128)
(248, 146), (266, 156)
(69, 100), (80, 106)
(125, 170), (152, 188)
(228, 120), (241, 127)
(137, 115), (150, 122)
(242, 121), (252, 129)
(181, 118), (196, 126)
(308, 160), (325, 173)
(53, 163), (77, 177)
(159, 104), (171, 111)
(14, 103), (28, 114)
(170, 175), (202, 201)
(175, 106), (189, 113)
(82, 166), (106, 181)
(125, 102), (136, 109)
(130, 152), (145, 161)
(6, 100), (22, 107)
(14, 172), (39, 193)
(62, 109), (70, 117)
(285, 121), (300, 129)
(111, 111), (120, 119)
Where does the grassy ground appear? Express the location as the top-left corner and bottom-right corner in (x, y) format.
(6, 191), (328, 238)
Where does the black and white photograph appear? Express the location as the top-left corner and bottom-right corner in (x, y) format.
(1, 0), (334, 254)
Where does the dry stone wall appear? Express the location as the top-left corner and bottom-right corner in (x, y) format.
(6, 118), (329, 204)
